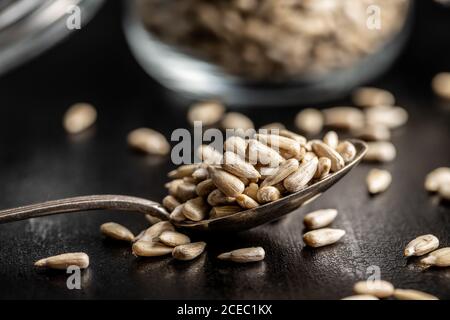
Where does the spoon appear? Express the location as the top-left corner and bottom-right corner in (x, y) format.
(0, 140), (367, 233)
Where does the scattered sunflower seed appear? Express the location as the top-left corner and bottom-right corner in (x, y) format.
(353, 280), (395, 298)
(363, 142), (396, 163)
(420, 248), (450, 267)
(432, 72), (450, 100)
(341, 295), (379, 300)
(323, 107), (364, 131)
(63, 103), (97, 134)
(366, 169), (392, 194)
(295, 109), (323, 135)
(159, 231), (191, 247)
(404, 235), (440, 257)
(127, 128), (170, 156)
(100, 222), (135, 242)
(221, 112), (254, 131)
(365, 106), (408, 129)
(303, 228), (345, 248)
(187, 100), (225, 126)
(132, 241), (173, 257)
(218, 247), (265, 263)
(353, 124), (391, 142)
(35, 252), (90, 270)
(172, 242), (207, 261)
(393, 289), (439, 300)
(303, 209), (338, 230)
(439, 183), (450, 201)
(352, 87), (395, 108)
(424, 167), (450, 192)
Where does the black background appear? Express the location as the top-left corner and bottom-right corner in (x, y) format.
(0, 1), (449, 300)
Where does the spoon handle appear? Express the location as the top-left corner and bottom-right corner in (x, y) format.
(0, 195), (170, 224)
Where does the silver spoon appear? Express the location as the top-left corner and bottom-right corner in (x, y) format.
(0, 140), (367, 233)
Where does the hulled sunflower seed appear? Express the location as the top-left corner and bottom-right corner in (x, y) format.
(183, 197), (209, 222)
(341, 295), (379, 300)
(314, 157), (332, 179)
(323, 107), (364, 131)
(323, 131), (339, 149)
(363, 142), (396, 163)
(168, 164), (199, 179)
(353, 124), (391, 141)
(424, 167), (450, 192)
(170, 204), (186, 222)
(198, 144), (223, 164)
(420, 248), (450, 267)
(393, 289), (439, 300)
(132, 241), (173, 257)
(222, 151), (261, 180)
(284, 157), (318, 193)
(244, 182), (259, 201)
(159, 231), (191, 247)
(192, 167), (209, 182)
(166, 179), (184, 197)
(218, 247), (265, 263)
(278, 130), (307, 146)
(221, 112), (254, 131)
(312, 141), (345, 172)
(236, 194), (260, 209)
(224, 136), (247, 158)
(353, 280), (394, 298)
(365, 106), (408, 129)
(35, 252), (89, 270)
(432, 72), (450, 100)
(176, 182), (198, 202)
(209, 205), (242, 219)
(439, 183), (450, 201)
(135, 221), (175, 242)
(247, 139), (285, 167)
(255, 134), (301, 159)
(162, 195), (181, 212)
(303, 228), (345, 248)
(257, 186), (281, 204)
(173, 242), (207, 261)
(207, 189), (236, 206)
(260, 122), (286, 131)
(63, 103), (97, 134)
(187, 100), (225, 126)
(100, 222), (135, 242)
(302, 151), (317, 164)
(303, 209), (338, 230)
(352, 87), (395, 108)
(336, 141), (357, 163)
(196, 179), (216, 197)
(404, 235), (440, 257)
(208, 166), (245, 197)
(127, 128), (170, 156)
(295, 108), (323, 135)
(366, 169), (392, 194)
(261, 159), (299, 188)
(145, 215), (162, 225)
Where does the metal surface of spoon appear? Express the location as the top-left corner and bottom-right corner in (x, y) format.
(0, 140), (367, 233)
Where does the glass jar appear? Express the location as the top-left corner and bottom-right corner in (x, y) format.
(0, 0), (104, 76)
(124, 0), (413, 106)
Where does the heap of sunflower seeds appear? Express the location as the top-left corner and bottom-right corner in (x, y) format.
(138, 0), (410, 79)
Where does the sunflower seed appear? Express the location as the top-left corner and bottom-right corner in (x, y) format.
(432, 72), (450, 100)
(303, 228), (345, 248)
(63, 103), (97, 134)
(404, 235), (440, 257)
(145, 215), (162, 225)
(207, 189), (236, 206)
(352, 87), (395, 108)
(365, 106), (408, 129)
(335, 141), (357, 163)
(261, 159), (299, 188)
(166, 179), (184, 197)
(162, 195), (181, 212)
(302, 151), (317, 164)
(187, 100), (225, 126)
(224, 136), (248, 158)
(311, 141), (345, 172)
(439, 183), (450, 201)
(135, 221), (175, 242)
(257, 186), (281, 204)
(341, 295), (379, 300)
(323, 131), (339, 149)
(243, 182), (259, 201)
(366, 169), (392, 194)
(127, 128), (170, 156)
(247, 139), (285, 167)
(353, 124), (391, 141)
(192, 167), (209, 182)
(168, 164), (199, 179)
(420, 248), (450, 267)
(303, 209), (338, 230)
(295, 108), (323, 135)
(196, 179), (216, 197)
(314, 157), (331, 179)
(363, 142), (396, 163)
(323, 107), (364, 131)
(393, 289), (439, 300)
(183, 197), (209, 222)
(218, 247), (265, 263)
(170, 204), (186, 222)
(100, 222), (135, 242)
(208, 166), (245, 197)
(353, 280), (394, 298)
(221, 112), (254, 131)
(209, 205), (242, 219)
(176, 182), (198, 202)
(255, 134), (301, 159)
(284, 157), (318, 192)
(173, 242), (207, 261)
(35, 252), (90, 270)
(198, 144), (223, 164)
(222, 151), (261, 180)
(132, 241), (173, 257)
(260, 122), (286, 131)
(424, 167), (450, 192)
(278, 130), (307, 146)
(236, 194), (260, 209)
(159, 231), (191, 247)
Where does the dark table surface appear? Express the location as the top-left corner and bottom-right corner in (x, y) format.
(0, 1), (449, 300)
